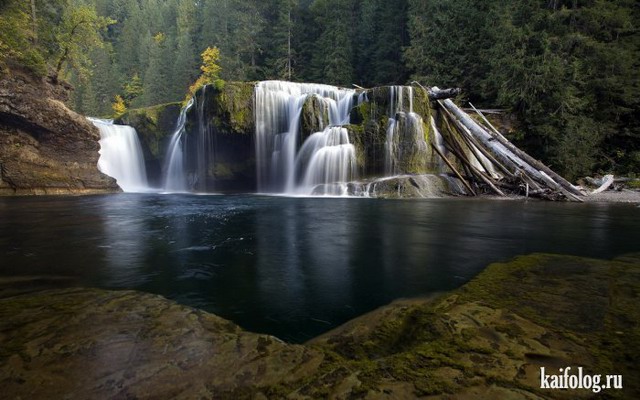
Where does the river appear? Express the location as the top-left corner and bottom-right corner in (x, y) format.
(1, 194), (638, 342)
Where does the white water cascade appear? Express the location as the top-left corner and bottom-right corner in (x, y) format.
(90, 118), (149, 192)
(163, 97), (194, 192)
(295, 127), (356, 195)
(162, 85), (216, 193)
(254, 81), (357, 194)
(384, 85), (416, 176)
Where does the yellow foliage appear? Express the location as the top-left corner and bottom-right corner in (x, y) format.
(201, 46), (221, 81)
(112, 95), (127, 117)
(183, 46), (224, 105)
(153, 32), (165, 44)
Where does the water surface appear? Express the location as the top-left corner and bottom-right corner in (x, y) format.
(1, 194), (638, 342)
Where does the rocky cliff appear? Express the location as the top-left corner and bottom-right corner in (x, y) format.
(0, 67), (119, 195)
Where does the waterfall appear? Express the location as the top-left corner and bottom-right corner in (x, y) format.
(162, 85), (215, 193)
(384, 86), (417, 177)
(163, 97), (194, 192)
(384, 118), (397, 176)
(254, 81), (356, 193)
(294, 127), (356, 196)
(90, 118), (149, 192)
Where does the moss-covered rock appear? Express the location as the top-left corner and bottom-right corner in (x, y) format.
(2, 253), (638, 398)
(195, 81), (255, 136)
(300, 94), (329, 141)
(347, 174), (467, 198)
(184, 82), (256, 192)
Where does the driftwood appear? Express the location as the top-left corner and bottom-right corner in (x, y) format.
(429, 117), (477, 196)
(410, 84), (585, 202)
(412, 81), (461, 101)
(468, 103), (584, 198)
(436, 91), (583, 202)
(427, 87), (462, 100)
(590, 174), (615, 194)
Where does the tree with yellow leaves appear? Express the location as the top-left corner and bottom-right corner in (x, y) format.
(111, 95), (126, 117)
(185, 46), (223, 103)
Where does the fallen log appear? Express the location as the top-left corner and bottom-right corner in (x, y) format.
(468, 103), (584, 198)
(435, 89), (583, 202)
(429, 117), (476, 196)
(412, 81), (461, 101)
(590, 174), (614, 194)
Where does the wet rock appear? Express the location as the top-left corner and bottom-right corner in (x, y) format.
(348, 174), (467, 198)
(2, 253), (638, 398)
(0, 288), (323, 399)
(300, 94), (329, 141)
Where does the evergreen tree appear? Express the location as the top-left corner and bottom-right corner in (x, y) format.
(309, 0), (356, 85)
(142, 32), (171, 105)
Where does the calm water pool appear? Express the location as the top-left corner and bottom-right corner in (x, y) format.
(1, 194), (638, 342)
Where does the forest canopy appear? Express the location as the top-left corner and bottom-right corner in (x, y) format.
(0, 0), (638, 179)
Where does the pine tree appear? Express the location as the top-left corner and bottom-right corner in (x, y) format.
(309, 0), (356, 85)
(142, 32), (171, 106)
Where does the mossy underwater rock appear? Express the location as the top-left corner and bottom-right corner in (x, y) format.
(2, 253), (638, 398)
(347, 174), (467, 198)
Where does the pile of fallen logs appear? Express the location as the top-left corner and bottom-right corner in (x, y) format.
(418, 83), (586, 202)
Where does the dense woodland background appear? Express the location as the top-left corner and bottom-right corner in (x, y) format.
(1, 0), (638, 179)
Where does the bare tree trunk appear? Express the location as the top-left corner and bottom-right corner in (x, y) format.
(437, 91), (583, 201)
(287, 8), (292, 80)
(30, 0), (38, 45)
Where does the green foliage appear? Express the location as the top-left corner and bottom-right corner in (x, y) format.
(0, 0), (47, 75)
(54, 4), (115, 81)
(123, 73), (143, 105)
(2, 0), (636, 178)
(404, 0), (640, 179)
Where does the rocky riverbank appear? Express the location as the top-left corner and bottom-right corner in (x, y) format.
(0, 66), (119, 195)
(1, 253), (638, 398)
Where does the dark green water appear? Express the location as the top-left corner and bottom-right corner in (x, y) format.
(1, 194), (638, 342)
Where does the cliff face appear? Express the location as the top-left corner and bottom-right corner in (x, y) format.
(0, 68), (119, 195)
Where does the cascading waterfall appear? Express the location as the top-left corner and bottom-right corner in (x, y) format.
(384, 86), (416, 176)
(294, 127), (356, 196)
(90, 118), (149, 192)
(254, 81), (356, 194)
(162, 86), (215, 192)
(163, 97), (194, 192)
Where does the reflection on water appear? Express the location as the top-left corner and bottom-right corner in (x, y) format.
(0, 194), (638, 342)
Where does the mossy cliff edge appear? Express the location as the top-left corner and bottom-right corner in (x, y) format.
(2, 253), (638, 399)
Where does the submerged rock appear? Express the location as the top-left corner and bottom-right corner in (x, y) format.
(348, 174), (468, 198)
(2, 253), (638, 398)
(0, 67), (119, 195)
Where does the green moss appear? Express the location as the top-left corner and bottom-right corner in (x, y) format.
(205, 81), (255, 135)
(626, 180), (640, 189)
